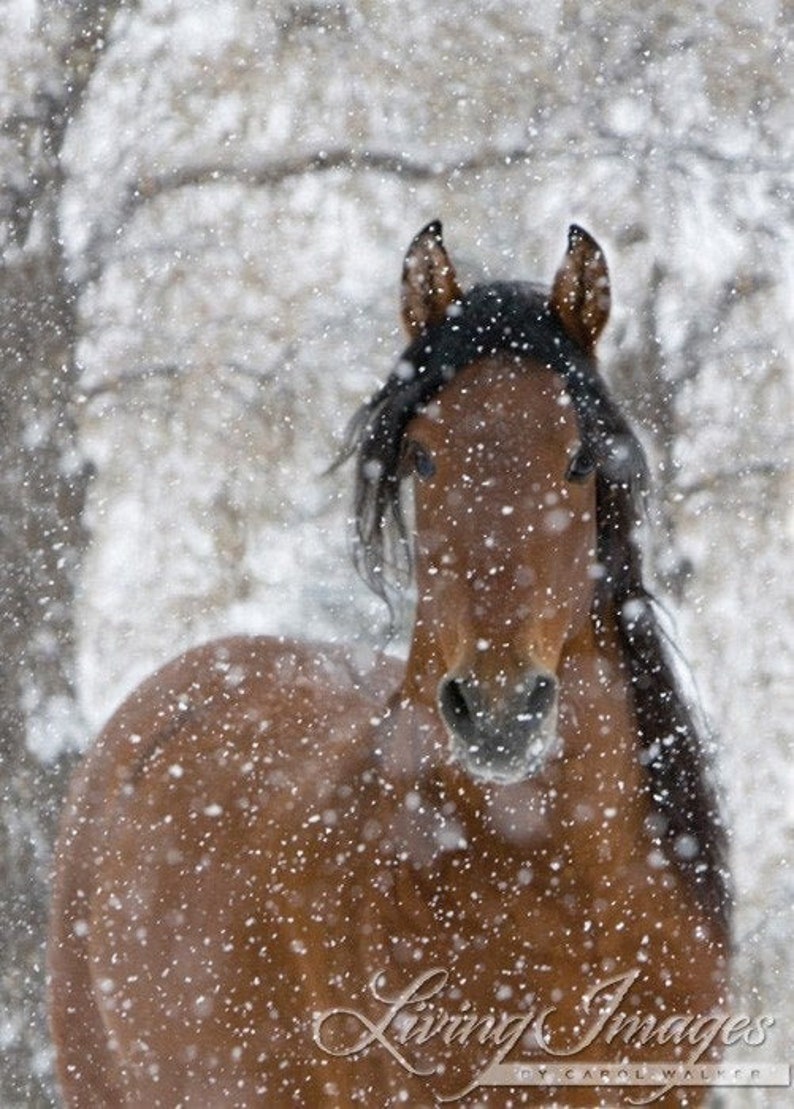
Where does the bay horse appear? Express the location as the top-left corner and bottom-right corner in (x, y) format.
(49, 223), (731, 1107)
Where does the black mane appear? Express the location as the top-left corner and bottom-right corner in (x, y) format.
(339, 280), (731, 932)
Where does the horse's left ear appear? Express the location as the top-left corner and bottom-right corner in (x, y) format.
(401, 220), (463, 339)
(549, 225), (610, 354)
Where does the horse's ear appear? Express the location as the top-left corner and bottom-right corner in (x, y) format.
(549, 225), (610, 354)
(401, 220), (463, 339)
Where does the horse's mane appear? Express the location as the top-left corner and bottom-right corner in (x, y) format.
(338, 281), (731, 931)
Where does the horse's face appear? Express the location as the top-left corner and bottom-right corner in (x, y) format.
(405, 357), (598, 784)
(395, 220), (610, 784)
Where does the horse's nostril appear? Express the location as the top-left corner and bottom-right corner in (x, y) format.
(439, 673), (557, 743)
(439, 677), (472, 725)
(438, 677), (485, 746)
(522, 674), (557, 721)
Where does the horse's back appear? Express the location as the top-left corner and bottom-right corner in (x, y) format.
(58, 634), (400, 832)
(48, 635), (401, 1107)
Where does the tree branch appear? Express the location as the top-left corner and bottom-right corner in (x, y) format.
(673, 458), (792, 501)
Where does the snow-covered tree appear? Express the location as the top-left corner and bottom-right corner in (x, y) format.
(0, 3), (137, 1102)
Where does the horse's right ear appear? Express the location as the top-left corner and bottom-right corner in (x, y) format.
(401, 221), (463, 339)
(549, 225), (610, 354)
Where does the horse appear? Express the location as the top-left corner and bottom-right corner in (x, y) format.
(49, 222), (731, 1107)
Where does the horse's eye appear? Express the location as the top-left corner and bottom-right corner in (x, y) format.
(403, 440), (436, 481)
(565, 445), (596, 483)
(412, 444), (436, 480)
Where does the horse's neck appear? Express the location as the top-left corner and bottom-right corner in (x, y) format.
(552, 610), (649, 878)
(556, 607), (643, 794)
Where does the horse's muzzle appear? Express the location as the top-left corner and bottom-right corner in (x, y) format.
(438, 669), (560, 784)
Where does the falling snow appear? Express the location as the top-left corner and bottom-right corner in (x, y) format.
(1, 1), (792, 1107)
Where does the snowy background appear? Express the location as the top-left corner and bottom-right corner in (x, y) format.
(1, 1), (792, 1104)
